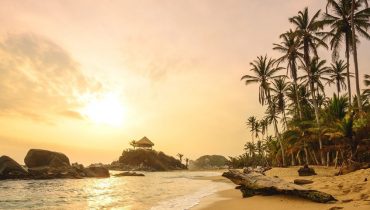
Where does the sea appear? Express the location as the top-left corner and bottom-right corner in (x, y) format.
(0, 171), (232, 210)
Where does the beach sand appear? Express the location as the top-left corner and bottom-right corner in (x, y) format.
(192, 167), (370, 210)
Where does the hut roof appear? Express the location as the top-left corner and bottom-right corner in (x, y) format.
(135, 136), (154, 146)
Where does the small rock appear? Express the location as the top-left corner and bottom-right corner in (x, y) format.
(83, 166), (110, 178)
(294, 179), (314, 185)
(114, 171), (145, 177)
(298, 164), (317, 176)
(364, 178), (367, 182)
(328, 207), (343, 210)
(342, 199), (353, 203)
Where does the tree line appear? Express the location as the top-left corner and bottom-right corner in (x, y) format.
(229, 0), (370, 168)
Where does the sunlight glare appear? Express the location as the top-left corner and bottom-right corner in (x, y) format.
(83, 93), (126, 126)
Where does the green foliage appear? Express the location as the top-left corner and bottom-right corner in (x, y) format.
(192, 155), (228, 169)
(118, 149), (186, 171)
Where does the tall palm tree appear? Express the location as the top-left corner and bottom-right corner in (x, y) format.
(328, 60), (350, 96)
(271, 77), (290, 129)
(247, 116), (257, 143)
(290, 8), (328, 165)
(265, 100), (286, 166)
(301, 57), (330, 165)
(241, 55), (284, 106)
(351, 0), (370, 112)
(273, 30), (304, 119)
(299, 57), (332, 98)
(324, 0), (370, 109)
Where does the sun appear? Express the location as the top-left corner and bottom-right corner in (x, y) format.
(82, 93), (126, 126)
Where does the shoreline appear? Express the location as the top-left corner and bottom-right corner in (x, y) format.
(191, 167), (370, 210)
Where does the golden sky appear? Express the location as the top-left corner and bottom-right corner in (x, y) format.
(1, 0), (370, 165)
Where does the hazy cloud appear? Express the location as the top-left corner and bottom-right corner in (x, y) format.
(0, 33), (101, 122)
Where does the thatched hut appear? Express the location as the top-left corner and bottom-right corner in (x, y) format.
(134, 136), (155, 149)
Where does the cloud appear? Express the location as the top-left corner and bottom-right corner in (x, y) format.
(0, 33), (101, 122)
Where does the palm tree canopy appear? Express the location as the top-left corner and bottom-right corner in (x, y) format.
(241, 55), (284, 105)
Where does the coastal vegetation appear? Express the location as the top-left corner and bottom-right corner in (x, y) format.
(231, 0), (370, 169)
(189, 155), (228, 169)
(115, 149), (186, 171)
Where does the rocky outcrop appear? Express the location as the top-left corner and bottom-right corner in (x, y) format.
(0, 149), (111, 180)
(114, 171), (145, 177)
(298, 164), (317, 176)
(83, 167), (110, 178)
(0, 156), (29, 179)
(24, 149), (70, 168)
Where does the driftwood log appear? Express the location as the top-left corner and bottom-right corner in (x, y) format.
(223, 170), (336, 203)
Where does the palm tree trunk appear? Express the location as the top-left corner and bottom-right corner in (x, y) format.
(351, 0), (363, 112)
(311, 149), (320, 165)
(334, 150), (339, 168)
(292, 62), (303, 119)
(346, 36), (352, 107)
(310, 81), (325, 165)
(274, 121), (285, 166)
(291, 152), (296, 166)
(296, 150), (302, 165)
(326, 151), (330, 167)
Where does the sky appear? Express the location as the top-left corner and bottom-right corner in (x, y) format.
(1, 0), (370, 165)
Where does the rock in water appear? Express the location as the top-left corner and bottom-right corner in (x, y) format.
(24, 149), (70, 168)
(83, 167), (110, 178)
(114, 171), (145, 177)
(0, 156), (28, 179)
(294, 179), (314, 185)
(298, 164), (317, 176)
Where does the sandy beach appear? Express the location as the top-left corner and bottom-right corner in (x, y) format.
(192, 167), (370, 210)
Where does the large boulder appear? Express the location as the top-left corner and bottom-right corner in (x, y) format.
(0, 156), (29, 179)
(83, 167), (110, 178)
(24, 149), (70, 168)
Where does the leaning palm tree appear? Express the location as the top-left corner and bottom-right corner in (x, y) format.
(241, 55), (284, 106)
(265, 99), (286, 166)
(290, 8), (328, 165)
(324, 0), (370, 109)
(328, 60), (351, 96)
(273, 30), (304, 119)
(271, 77), (290, 129)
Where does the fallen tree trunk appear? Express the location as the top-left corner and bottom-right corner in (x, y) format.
(222, 170), (336, 203)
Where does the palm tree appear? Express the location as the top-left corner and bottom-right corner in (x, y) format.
(265, 100), (286, 166)
(324, 0), (370, 109)
(299, 57), (331, 98)
(351, 0), (370, 112)
(244, 142), (256, 157)
(271, 77), (290, 129)
(328, 60), (350, 96)
(246, 116), (257, 143)
(298, 57), (330, 165)
(177, 153), (184, 163)
(129, 140), (137, 150)
(274, 30), (304, 119)
(290, 8), (328, 165)
(241, 55), (284, 106)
